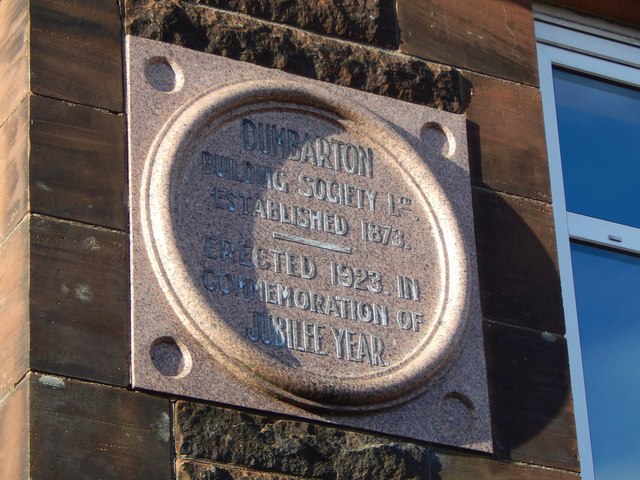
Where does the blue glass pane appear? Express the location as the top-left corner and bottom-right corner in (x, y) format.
(571, 242), (640, 479)
(553, 68), (640, 228)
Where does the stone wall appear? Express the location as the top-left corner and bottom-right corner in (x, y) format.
(0, 0), (580, 478)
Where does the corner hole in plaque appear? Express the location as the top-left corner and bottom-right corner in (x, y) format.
(144, 56), (184, 93)
(439, 391), (475, 433)
(150, 336), (192, 378)
(421, 122), (456, 159)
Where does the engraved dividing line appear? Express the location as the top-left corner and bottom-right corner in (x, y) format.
(272, 231), (353, 254)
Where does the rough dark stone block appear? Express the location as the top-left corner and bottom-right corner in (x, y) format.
(175, 402), (430, 480)
(176, 398), (579, 478)
(177, 461), (301, 480)
(189, 0), (398, 48)
(472, 187), (565, 333)
(125, 0), (467, 113)
(484, 321), (579, 471)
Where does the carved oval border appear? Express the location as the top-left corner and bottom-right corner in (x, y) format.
(140, 80), (472, 411)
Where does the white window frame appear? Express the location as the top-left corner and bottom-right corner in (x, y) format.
(536, 18), (640, 480)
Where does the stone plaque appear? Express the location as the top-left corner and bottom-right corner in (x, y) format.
(127, 36), (491, 451)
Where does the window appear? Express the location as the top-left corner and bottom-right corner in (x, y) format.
(536, 16), (640, 480)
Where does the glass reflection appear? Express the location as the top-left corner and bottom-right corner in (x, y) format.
(553, 68), (640, 228)
(571, 242), (640, 479)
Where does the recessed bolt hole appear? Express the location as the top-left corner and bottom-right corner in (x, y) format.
(440, 392), (475, 433)
(150, 336), (192, 377)
(421, 122), (456, 158)
(145, 56), (184, 93)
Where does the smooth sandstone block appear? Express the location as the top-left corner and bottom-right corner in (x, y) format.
(0, 98), (29, 244)
(465, 71), (551, 203)
(472, 187), (565, 334)
(0, 374), (29, 480)
(431, 449), (580, 479)
(0, 218), (29, 398)
(484, 321), (579, 471)
(30, 0), (123, 112)
(30, 96), (126, 230)
(30, 373), (171, 480)
(0, 0), (29, 127)
(398, 0), (539, 86)
(30, 215), (129, 386)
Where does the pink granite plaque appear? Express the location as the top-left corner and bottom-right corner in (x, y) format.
(127, 36), (491, 451)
